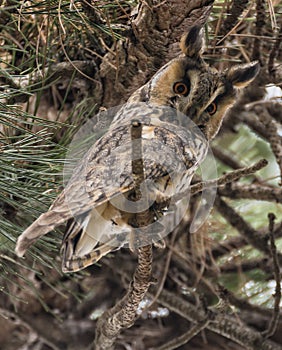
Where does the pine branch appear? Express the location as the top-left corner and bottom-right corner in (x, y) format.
(94, 120), (153, 349)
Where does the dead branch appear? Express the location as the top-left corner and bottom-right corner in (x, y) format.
(264, 102), (282, 124)
(211, 221), (282, 259)
(252, 104), (282, 185)
(212, 146), (251, 170)
(0, 306), (69, 350)
(154, 288), (282, 350)
(219, 257), (272, 274)
(218, 0), (249, 38)
(147, 230), (177, 312)
(218, 183), (282, 203)
(216, 284), (276, 319)
(268, 18), (282, 76)
(214, 196), (270, 254)
(239, 110), (271, 139)
(263, 214), (281, 339)
(189, 158), (268, 196)
(151, 318), (210, 350)
(223, 70), (267, 135)
(0, 307), (61, 350)
(252, 0), (266, 62)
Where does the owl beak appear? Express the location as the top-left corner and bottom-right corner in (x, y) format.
(178, 102), (198, 122)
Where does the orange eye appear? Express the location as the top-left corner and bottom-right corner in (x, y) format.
(173, 82), (189, 96)
(206, 102), (217, 115)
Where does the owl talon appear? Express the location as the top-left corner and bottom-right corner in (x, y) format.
(153, 239), (166, 249)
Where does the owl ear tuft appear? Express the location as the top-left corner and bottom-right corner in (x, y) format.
(227, 61), (260, 88)
(180, 25), (203, 57)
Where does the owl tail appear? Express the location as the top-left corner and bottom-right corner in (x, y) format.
(61, 237), (115, 273)
(61, 204), (129, 272)
(15, 209), (69, 258)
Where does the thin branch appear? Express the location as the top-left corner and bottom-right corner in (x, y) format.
(215, 197), (282, 277)
(80, 0), (105, 26)
(263, 214), (281, 339)
(0, 307), (66, 350)
(264, 102), (282, 124)
(219, 257), (272, 274)
(253, 105), (282, 185)
(239, 110), (272, 140)
(218, 0), (249, 38)
(215, 284), (276, 319)
(189, 159), (268, 196)
(146, 230), (177, 311)
(214, 196), (270, 254)
(252, 0), (266, 62)
(154, 288), (282, 350)
(268, 19), (282, 75)
(218, 183), (282, 203)
(212, 146), (249, 170)
(211, 221), (282, 259)
(150, 318), (210, 350)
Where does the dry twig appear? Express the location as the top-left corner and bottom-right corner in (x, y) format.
(212, 146), (251, 170)
(253, 105), (282, 185)
(214, 196), (270, 254)
(268, 18), (282, 75)
(211, 221), (282, 259)
(215, 284), (275, 319)
(154, 289), (282, 350)
(150, 318), (210, 350)
(263, 214), (281, 339)
(252, 0), (266, 62)
(0, 307), (66, 350)
(218, 183), (282, 203)
(171, 159), (268, 205)
(218, 0), (249, 38)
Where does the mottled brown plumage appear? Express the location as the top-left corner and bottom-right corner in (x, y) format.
(15, 26), (259, 272)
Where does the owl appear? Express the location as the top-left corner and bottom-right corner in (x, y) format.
(15, 26), (259, 272)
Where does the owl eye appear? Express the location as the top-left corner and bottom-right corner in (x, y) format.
(173, 82), (189, 96)
(206, 102), (217, 115)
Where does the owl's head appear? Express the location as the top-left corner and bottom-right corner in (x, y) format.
(129, 26), (259, 140)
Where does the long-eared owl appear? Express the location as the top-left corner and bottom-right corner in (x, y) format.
(15, 26), (259, 272)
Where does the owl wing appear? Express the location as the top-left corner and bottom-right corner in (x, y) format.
(15, 123), (134, 259)
(16, 120), (206, 272)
